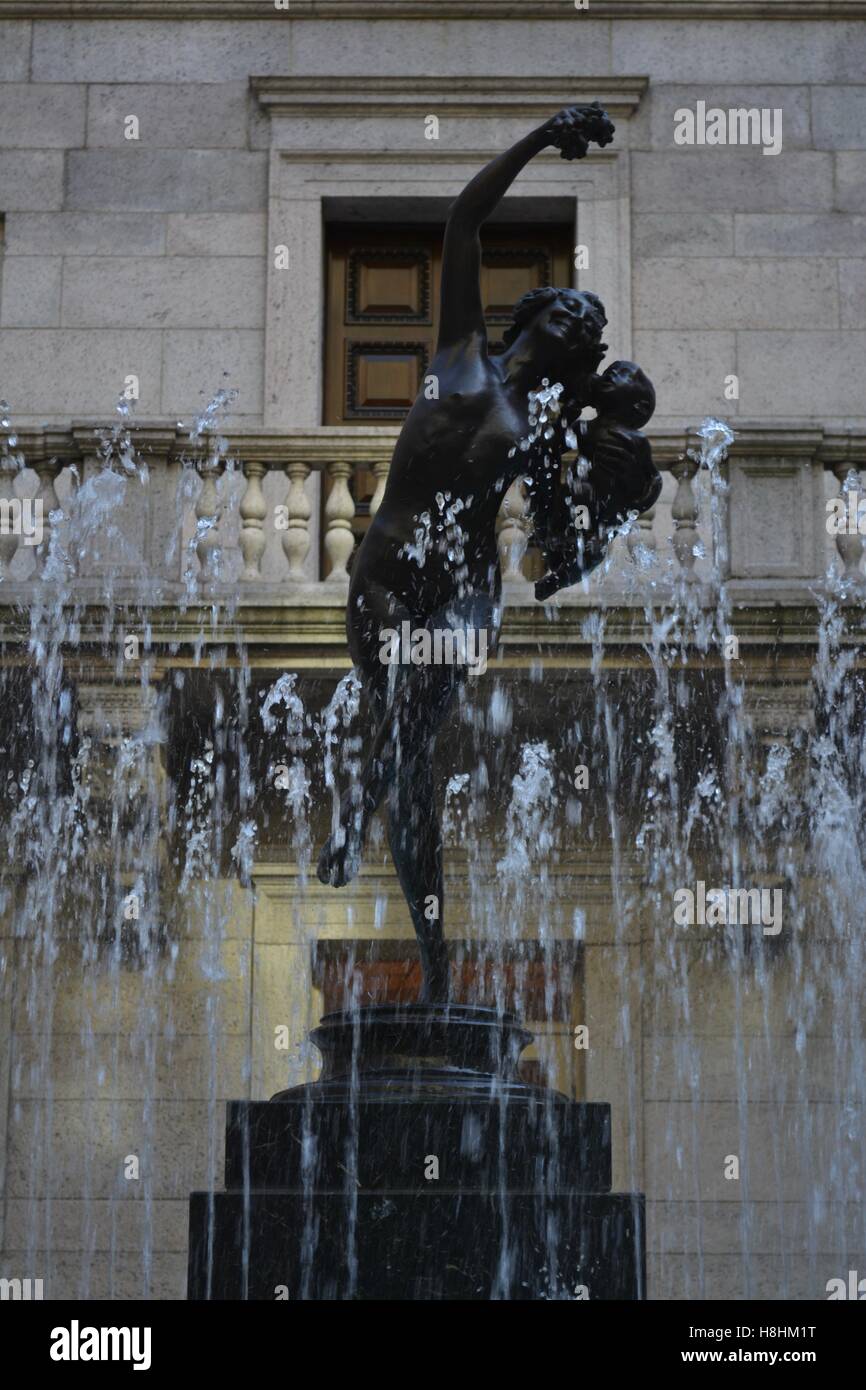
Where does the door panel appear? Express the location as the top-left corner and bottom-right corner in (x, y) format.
(348, 247), (431, 322)
(348, 341), (430, 417)
(479, 246), (553, 322)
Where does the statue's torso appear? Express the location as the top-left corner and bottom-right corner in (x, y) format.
(353, 348), (527, 607)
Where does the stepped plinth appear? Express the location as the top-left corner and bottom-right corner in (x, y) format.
(188, 1004), (645, 1301)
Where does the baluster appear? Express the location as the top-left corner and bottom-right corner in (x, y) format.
(195, 456), (225, 579)
(239, 459), (268, 580)
(282, 460), (312, 581)
(33, 457), (64, 574)
(832, 462), (864, 582)
(369, 458), (389, 520)
(670, 455), (700, 581)
(324, 460), (356, 582)
(497, 477), (531, 582)
(627, 500), (657, 567)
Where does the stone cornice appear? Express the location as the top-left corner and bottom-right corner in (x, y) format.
(253, 76), (649, 122)
(276, 149), (616, 168)
(2, 2), (865, 21)
(1, 599), (863, 656)
(3, 420), (860, 472)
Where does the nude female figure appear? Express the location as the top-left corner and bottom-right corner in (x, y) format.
(317, 104), (651, 1003)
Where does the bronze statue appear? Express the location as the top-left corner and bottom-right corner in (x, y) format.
(317, 104), (661, 1003)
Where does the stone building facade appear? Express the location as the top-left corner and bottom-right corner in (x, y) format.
(1, 2), (865, 1301)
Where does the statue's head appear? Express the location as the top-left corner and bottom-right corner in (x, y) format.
(591, 359), (656, 429)
(502, 287), (608, 381)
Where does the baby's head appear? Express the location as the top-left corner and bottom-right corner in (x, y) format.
(591, 360), (655, 428)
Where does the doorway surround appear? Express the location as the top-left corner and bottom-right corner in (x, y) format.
(251, 75), (648, 428)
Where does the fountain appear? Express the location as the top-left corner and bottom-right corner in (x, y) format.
(188, 103), (653, 1301)
(2, 117), (864, 1310)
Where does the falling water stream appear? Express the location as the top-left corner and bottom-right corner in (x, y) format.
(1, 384), (864, 1300)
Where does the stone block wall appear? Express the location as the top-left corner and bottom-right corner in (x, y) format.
(0, 13), (864, 429)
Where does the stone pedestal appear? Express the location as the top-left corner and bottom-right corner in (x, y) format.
(187, 1004), (645, 1301)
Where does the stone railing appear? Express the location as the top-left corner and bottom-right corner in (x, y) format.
(1, 421), (864, 607)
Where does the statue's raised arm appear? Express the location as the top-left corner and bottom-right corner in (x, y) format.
(437, 104), (616, 352)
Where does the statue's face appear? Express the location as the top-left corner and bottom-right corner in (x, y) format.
(521, 290), (607, 380)
(592, 360), (655, 427)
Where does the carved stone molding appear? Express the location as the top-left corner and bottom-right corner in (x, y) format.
(1, 2), (863, 18)
(252, 76), (650, 123)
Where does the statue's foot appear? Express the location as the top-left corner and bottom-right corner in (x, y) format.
(316, 827), (362, 887)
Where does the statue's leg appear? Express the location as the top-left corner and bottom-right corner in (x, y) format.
(317, 657), (459, 889)
(386, 755), (450, 1003)
(317, 589), (495, 922)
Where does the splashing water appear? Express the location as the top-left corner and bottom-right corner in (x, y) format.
(3, 367), (865, 1304)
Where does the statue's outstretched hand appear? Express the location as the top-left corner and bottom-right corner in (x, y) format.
(544, 102), (615, 160)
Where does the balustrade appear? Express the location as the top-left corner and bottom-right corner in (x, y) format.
(0, 421), (863, 600)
